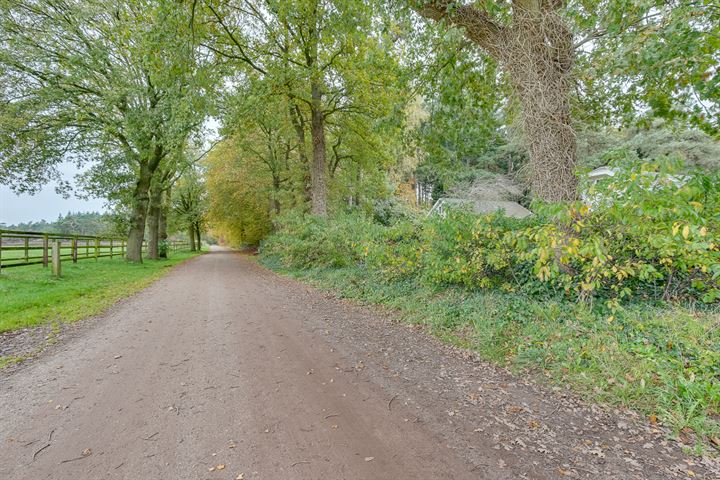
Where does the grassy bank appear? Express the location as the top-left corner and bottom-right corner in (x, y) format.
(261, 255), (720, 452)
(0, 250), (202, 333)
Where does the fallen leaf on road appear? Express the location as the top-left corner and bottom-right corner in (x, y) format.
(364, 457), (374, 462)
(82, 448), (92, 457)
(236, 474), (244, 480)
(216, 464), (225, 470)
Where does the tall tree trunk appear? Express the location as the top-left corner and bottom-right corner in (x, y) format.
(188, 227), (196, 251)
(309, 80), (327, 216)
(126, 164), (152, 263)
(506, 8), (577, 201)
(146, 187), (162, 260)
(158, 186), (170, 259)
(288, 103), (312, 206)
(414, 1), (578, 202)
(195, 223), (202, 251)
(272, 175), (281, 215)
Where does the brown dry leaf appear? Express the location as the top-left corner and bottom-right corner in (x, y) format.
(364, 457), (374, 462)
(528, 420), (540, 429)
(687, 470), (695, 477)
(236, 474), (244, 480)
(649, 414), (658, 425)
(82, 448), (92, 457)
(216, 464), (225, 470)
(710, 436), (720, 447)
(208, 467), (215, 472)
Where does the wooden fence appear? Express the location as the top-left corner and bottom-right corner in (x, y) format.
(0, 229), (190, 270)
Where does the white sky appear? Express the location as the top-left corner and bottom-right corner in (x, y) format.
(0, 162), (107, 226)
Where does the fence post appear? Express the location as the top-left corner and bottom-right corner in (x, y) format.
(72, 236), (78, 263)
(110, 239), (113, 258)
(0, 231), (3, 272)
(24, 236), (29, 264)
(85, 239), (89, 259)
(42, 234), (49, 267)
(52, 240), (62, 277)
(95, 238), (99, 261)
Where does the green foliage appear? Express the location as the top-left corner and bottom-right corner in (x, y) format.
(572, 0), (720, 134)
(261, 212), (383, 268)
(204, 138), (274, 247)
(0, 0), (214, 194)
(204, 0), (410, 216)
(267, 159), (719, 305)
(412, 27), (508, 192)
(171, 167), (207, 237)
(579, 123), (720, 172)
(158, 240), (169, 258)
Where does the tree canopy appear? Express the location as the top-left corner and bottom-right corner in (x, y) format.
(1, 0), (717, 247)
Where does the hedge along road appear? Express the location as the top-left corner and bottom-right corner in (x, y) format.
(0, 248), (716, 480)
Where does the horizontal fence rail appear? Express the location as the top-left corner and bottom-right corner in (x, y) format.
(0, 229), (191, 270)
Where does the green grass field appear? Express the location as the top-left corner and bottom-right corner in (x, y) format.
(0, 250), (201, 333)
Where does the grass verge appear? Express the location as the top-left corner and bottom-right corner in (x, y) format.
(0, 250), (202, 333)
(261, 256), (720, 454)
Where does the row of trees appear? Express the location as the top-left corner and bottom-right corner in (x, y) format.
(0, 0), (214, 260)
(1, 1), (717, 249)
(2, 212), (117, 236)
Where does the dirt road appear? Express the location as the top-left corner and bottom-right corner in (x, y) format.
(0, 249), (716, 479)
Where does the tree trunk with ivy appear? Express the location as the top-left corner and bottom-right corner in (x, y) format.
(188, 227), (196, 251)
(126, 146), (164, 263)
(158, 187), (170, 258)
(146, 186), (162, 260)
(309, 80), (328, 215)
(415, 0), (578, 201)
(126, 166), (152, 263)
(195, 223), (202, 251)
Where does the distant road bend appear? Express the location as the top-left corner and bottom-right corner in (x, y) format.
(0, 247), (715, 479)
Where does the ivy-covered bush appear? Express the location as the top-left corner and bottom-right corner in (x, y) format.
(262, 212), (382, 269)
(263, 160), (719, 305)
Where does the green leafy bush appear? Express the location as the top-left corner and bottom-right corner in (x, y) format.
(265, 160), (719, 305)
(262, 212), (382, 269)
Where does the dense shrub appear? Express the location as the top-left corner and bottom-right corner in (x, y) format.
(265, 160), (719, 305)
(262, 212), (382, 269)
